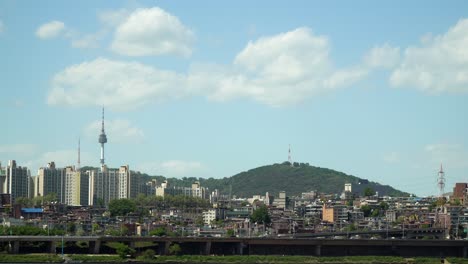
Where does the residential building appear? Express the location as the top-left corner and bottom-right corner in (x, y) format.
(275, 191), (286, 209)
(452, 183), (467, 204)
(156, 180), (207, 199)
(203, 209), (217, 225)
(36, 162), (65, 203)
(144, 179), (158, 196)
(88, 166), (116, 206)
(64, 166), (89, 206)
(444, 205), (468, 238)
(88, 165), (138, 206)
(117, 165), (130, 199)
(5, 160), (30, 203)
(322, 204), (348, 223)
(0, 163), (6, 196)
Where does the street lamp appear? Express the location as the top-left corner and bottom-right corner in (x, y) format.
(402, 222), (405, 239)
(61, 235), (64, 258)
(386, 221), (389, 239)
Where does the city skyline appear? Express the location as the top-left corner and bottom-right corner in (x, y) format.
(1, 1), (468, 196)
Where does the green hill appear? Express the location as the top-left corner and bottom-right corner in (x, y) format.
(147, 162), (409, 198)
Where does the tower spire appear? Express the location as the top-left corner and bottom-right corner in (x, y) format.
(288, 144), (293, 166)
(101, 107), (105, 133)
(77, 138), (80, 171)
(98, 107), (108, 171)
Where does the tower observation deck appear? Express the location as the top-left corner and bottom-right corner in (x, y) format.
(99, 108), (107, 171)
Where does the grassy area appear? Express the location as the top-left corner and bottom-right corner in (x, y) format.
(69, 254), (124, 262)
(0, 253), (64, 263)
(149, 255), (468, 264)
(0, 254), (466, 264)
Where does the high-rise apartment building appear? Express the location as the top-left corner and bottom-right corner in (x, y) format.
(0, 163), (6, 195)
(88, 165), (137, 206)
(36, 162), (65, 203)
(118, 165), (130, 199)
(64, 166), (89, 206)
(5, 160), (30, 203)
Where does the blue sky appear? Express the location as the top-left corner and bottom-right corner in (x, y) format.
(1, 1), (467, 197)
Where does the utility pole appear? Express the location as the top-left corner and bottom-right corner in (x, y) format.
(437, 164), (446, 199)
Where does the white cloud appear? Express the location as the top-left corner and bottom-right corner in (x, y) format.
(70, 31), (105, 49)
(49, 27), (373, 109)
(390, 19), (468, 93)
(190, 27), (366, 106)
(84, 118), (144, 143)
(323, 67), (369, 89)
(364, 44), (400, 69)
(67, 8), (132, 49)
(0, 20), (4, 34)
(24, 149), (93, 175)
(424, 143), (468, 169)
(48, 57), (186, 110)
(36, 21), (66, 39)
(0, 144), (38, 157)
(137, 160), (204, 177)
(35, 14), (112, 48)
(99, 8), (131, 27)
(111, 7), (194, 57)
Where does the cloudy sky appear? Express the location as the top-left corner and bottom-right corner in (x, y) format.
(1, 1), (467, 196)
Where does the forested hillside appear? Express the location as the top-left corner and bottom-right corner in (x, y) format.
(141, 162), (409, 197)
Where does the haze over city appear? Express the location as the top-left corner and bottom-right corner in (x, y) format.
(1, 1), (467, 197)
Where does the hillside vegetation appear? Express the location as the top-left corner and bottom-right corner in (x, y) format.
(145, 162), (409, 197)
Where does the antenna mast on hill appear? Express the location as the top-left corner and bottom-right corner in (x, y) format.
(437, 164), (446, 198)
(288, 144), (293, 166)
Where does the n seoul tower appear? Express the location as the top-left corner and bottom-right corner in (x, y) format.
(98, 107), (107, 171)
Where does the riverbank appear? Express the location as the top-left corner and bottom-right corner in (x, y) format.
(0, 254), (467, 264)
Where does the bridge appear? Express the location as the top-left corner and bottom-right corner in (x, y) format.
(0, 234), (466, 258)
(292, 228), (446, 240)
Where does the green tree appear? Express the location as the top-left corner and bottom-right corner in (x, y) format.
(92, 223), (101, 235)
(364, 187), (375, 197)
(436, 198), (446, 207)
(14, 197), (34, 207)
(212, 219), (224, 227)
(346, 223), (357, 231)
(108, 199), (136, 217)
(114, 242), (135, 259)
(195, 216), (204, 227)
(360, 205), (372, 217)
(451, 198), (461, 206)
(168, 243), (182, 256)
(43, 193), (57, 204)
(251, 205), (271, 224)
(226, 229), (235, 237)
(371, 208), (380, 217)
(149, 227), (167, 237)
(67, 222), (76, 235)
(379, 201), (389, 211)
(140, 249), (155, 260)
